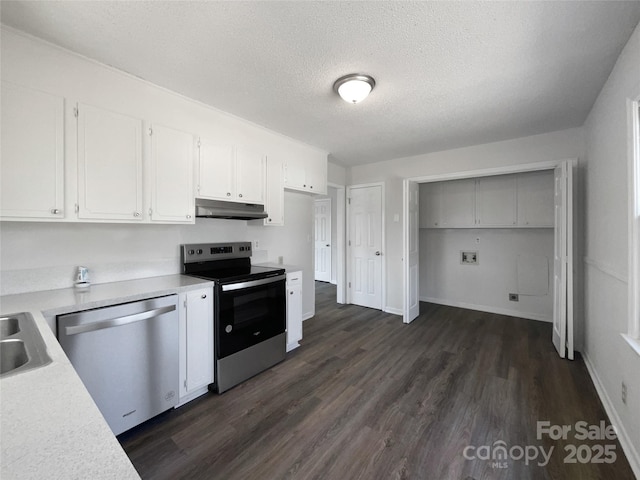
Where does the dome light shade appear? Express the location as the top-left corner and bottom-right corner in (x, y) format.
(333, 74), (376, 104)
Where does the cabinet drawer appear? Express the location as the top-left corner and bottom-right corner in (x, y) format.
(286, 271), (302, 286)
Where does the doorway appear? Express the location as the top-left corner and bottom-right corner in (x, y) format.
(347, 183), (384, 310)
(403, 160), (576, 360)
(314, 197), (332, 282)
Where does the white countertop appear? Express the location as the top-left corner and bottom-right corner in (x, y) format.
(0, 274), (213, 480)
(255, 262), (303, 273)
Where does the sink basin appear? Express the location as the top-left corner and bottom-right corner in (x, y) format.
(0, 317), (21, 339)
(0, 339), (29, 374)
(0, 312), (52, 378)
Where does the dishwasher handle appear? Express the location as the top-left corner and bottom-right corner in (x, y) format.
(63, 304), (176, 336)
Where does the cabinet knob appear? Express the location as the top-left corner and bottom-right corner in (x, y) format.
(186, 214), (192, 219)
(290, 291), (294, 295)
(227, 192), (231, 197)
(303, 184), (307, 188)
(133, 212), (140, 217)
(50, 208), (61, 215)
(201, 294), (207, 299)
(310, 185), (313, 189)
(239, 193), (243, 198)
(268, 218), (272, 222)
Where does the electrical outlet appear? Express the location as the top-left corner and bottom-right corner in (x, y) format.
(622, 382), (627, 405)
(254, 240), (259, 249)
(509, 293), (519, 302)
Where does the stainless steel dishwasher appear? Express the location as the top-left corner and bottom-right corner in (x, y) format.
(57, 295), (179, 435)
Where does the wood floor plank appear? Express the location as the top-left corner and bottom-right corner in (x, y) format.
(119, 281), (635, 480)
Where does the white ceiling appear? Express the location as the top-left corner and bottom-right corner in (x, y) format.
(1, 1), (639, 167)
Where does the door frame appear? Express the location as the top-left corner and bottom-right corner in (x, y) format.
(328, 183), (348, 304)
(347, 182), (386, 309)
(314, 197), (332, 282)
(402, 159), (578, 348)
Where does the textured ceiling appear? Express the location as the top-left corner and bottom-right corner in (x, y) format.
(1, 1), (639, 167)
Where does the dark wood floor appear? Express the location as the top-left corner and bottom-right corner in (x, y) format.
(119, 282), (634, 479)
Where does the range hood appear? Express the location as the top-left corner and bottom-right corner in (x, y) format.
(195, 198), (268, 220)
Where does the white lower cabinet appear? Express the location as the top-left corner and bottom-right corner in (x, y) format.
(286, 271), (303, 352)
(178, 286), (214, 406)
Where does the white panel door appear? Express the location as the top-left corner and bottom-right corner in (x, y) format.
(314, 198), (332, 282)
(197, 138), (234, 200)
(149, 123), (194, 223)
(405, 181), (420, 323)
(235, 145), (264, 204)
(349, 185), (383, 310)
(1, 82), (65, 219)
(552, 162), (568, 358)
(77, 103), (143, 220)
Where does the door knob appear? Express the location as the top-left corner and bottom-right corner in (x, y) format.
(326, 244), (330, 247)
(375, 251), (381, 256)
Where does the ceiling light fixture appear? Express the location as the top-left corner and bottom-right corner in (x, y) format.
(333, 74), (376, 104)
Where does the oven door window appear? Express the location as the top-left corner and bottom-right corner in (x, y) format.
(218, 279), (286, 358)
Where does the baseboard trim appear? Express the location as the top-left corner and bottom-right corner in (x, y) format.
(384, 306), (403, 316)
(302, 312), (314, 321)
(582, 352), (640, 478)
(420, 297), (552, 323)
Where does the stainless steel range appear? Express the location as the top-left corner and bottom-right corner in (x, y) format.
(181, 242), (286, 393)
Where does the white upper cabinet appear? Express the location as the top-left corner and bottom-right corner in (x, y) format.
(197, 138), (235, 200)
(517, 170), (554, 226)
(148, 123), (195, 223)
(440, 179), (476, 227)
(1, 82), (65, 219)
(263, 156), (284, 226)
(284, 153), (327, 195)
(197, 139), (264, 204)
(420, 171), (554, 229)
(77, 103), (144, 221)
(476, 174), (517, 227)
(235, 145), (265, 204)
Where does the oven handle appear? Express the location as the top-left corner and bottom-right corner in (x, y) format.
(221, 274), (286, 292)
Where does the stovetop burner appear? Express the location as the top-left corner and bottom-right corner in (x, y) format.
(181, 242), (285, 284)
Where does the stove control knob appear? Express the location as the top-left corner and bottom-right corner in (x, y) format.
(196, 249), (203, 254)
(188, 249), (195, 255)
(225, 325), (233, 333)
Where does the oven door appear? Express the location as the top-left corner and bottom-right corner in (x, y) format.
(217, 275), (286, 358)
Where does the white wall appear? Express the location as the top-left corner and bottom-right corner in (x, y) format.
(582, 21), (640, 475)
(0, 28), (325, 318)
(420, 228), (554, 321)
(349, 127), (586, 313)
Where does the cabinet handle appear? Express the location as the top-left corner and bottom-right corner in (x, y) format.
(239, 193), (243, 198)
(133, 212), (140, 217)
(50, 208), (61, 215)
(186, 214), (192, 219)
(201, 294), (207, 299)
(227, 192), (231, 197)
(303, 184), (307, 188)
(310, 185), (313, 189)
(290, 291), (294, 295)
(268, 218), (272, 222)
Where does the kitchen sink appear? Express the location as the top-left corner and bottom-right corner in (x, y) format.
(0, 313), (52, 378)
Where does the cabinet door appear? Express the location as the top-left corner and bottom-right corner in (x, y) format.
(1, 82), (64, 219)
(305, 155), (327, 194)
(185, 288), (214, 392)
(149, 124), (195, 223)
(476, 174), (517, 227)
(517, 170), (554, 226)
(286, 274), (303, 350)
(440, 179), (475, 227)
(264, 156), (284, 226)
(419, 183), (442, 228)
(235, 145), (264, 204)
(283, 155), (307, 191)
(197, 138), (234, 200)
(77, 103), (143, 220)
